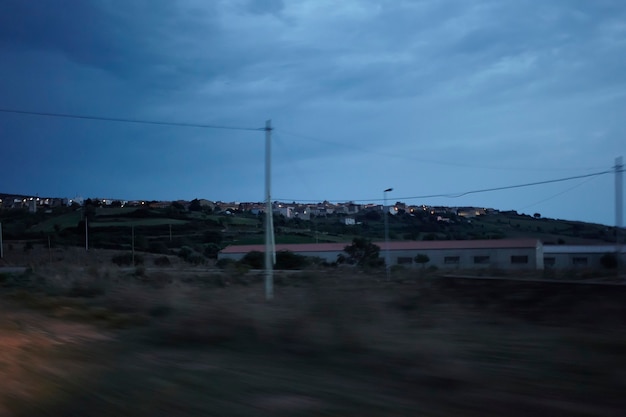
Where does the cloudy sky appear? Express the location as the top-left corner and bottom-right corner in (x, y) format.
(0, 0), (624, 225)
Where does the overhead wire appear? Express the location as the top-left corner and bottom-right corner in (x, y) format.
(0, 108), (265, 131)
(2, 106), (619, 209)
(519, 175), (603, 211)
(275, 169), (616, 203)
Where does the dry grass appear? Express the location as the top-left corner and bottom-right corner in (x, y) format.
(1, 266), (626, 416)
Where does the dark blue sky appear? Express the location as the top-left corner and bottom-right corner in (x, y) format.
(0, 0), (624, 225)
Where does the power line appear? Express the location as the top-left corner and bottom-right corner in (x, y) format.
(277, 128), (606, 172)
(0, 108), (265, 131)
(519, 175), (601, 211)
(276, 169), (615, 203)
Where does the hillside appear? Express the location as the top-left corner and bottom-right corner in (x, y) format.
(1, 202), (622, 267)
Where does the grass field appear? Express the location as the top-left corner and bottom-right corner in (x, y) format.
(29, 211), (82, 233)
(1, 266), (626, 416)
(91, 218), (189, 228)
(232, 233), (353, 245)
(95, 207), (140, 216)
(206, 215), (260, 226)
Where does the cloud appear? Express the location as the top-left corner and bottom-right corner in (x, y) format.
(0, 0), (624, 224)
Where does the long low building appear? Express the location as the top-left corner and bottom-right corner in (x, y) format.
(219, 239), (545, 270)
(543, 245), (626, 269)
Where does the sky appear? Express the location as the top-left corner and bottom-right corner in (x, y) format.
(0, 0), (624, 226)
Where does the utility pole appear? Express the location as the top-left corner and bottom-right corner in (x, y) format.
(384, 188), (393, 280)
(264, 119), (275, 300)
(616, 156), (623, 277)
(169, 223), (172, 242)
(0, 222), (3, 259)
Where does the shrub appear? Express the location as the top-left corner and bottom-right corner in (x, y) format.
(414, 254), (430, 268)
(203, 243), (221, 259)
(178, 246), (194, 260)
(177, 246), (205, 264)
(600, 253), (618, 269)
(153, 256), (171, 267)
(216, 258), (236, 269)
(240, 251), (264, 269)
(187, 254), (206, 265)
(112, 252), (144, 266)
(342, 238), (382, 268)
(275, 250), (309, 270)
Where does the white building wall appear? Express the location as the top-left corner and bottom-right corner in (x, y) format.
(220, 247), (542, 269)
(385, 248), (541, 270)
(543, 245), (626, 269)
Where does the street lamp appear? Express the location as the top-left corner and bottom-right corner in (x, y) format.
(384, 187), (393, 280)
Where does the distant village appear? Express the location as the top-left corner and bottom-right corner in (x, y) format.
(0, 193), (502, 223)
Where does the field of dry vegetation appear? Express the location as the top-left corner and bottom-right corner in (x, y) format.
(1, 262), (626, 416)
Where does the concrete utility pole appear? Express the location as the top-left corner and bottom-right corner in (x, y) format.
(264, 120), (275, 300)
(384, 188), (393, 280)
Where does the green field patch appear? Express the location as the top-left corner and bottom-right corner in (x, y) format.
(206, 215), (259, 226)
(95, 207), (140, 216)
(30, 211), (82, 233)
(91, 219), (188, 228)
(232, 233), (351, 245)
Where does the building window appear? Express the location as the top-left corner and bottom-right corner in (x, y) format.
(473, 256), (490, 264)
(397, 257), (413, 265)
(544, 257), (556, 267)
(511, 255), (528, 264)
(444, 256), (460, 264)
(572, 257), (588, 266)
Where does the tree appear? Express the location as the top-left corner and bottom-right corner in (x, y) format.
(414, 253), (430, 269)
(202, 230), (223, 244)
(171, 201), (185, 211)
(275, 250), (309, 270)
(240, 251), (264, 269)
(600, 253), (618, 269)
(342, 238), (382, 267)
(189, 198), (202, 212)
(533, 213), (541, 219)
(364, 210), (381, 222)
(84, 198), (102, 208)
(203, 243), (221, 259)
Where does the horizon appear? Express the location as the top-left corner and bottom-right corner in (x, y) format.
(1, 190), (621, 228)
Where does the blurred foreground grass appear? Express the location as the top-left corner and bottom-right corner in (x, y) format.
(1, 267), (626, 416)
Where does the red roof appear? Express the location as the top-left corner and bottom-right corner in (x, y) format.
(219, 239), (540, 254)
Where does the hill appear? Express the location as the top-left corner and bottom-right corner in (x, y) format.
(0, 202), (623, 267)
